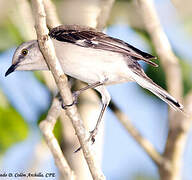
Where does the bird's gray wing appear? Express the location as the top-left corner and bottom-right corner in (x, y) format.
(49, 25), (158, 67)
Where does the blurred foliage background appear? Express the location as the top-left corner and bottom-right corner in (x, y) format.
(0, 0), (192, 179)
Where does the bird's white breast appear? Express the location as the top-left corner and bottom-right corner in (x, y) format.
(52, 39), (133, 85)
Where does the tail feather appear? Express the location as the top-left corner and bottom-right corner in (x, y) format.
(132, 73), (184, 112)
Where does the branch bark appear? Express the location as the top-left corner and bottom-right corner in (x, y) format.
(136, 0), (183, 102)
(96, 0), (115, 30)
(12, 0), (36, 40)
(31, 0), (105, 179)
(39, 97), (75, 179)
(43, 1), (105, 179)
(109, 101), (168, 167)
(15, 0), (188, 179)
(43, 0), (61, 28)
(135, 0), (191, 179)
(41, 0), (169, 178)
(12, 0), (73, 177)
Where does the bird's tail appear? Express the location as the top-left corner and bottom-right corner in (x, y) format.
(132, 73), (184, 112)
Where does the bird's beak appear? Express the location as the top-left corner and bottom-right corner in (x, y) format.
(5, 64), (18, 77)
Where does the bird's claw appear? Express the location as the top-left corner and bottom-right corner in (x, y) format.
(62, 102), (74, 109)
(74, 129), (97, 153)
(61, 91), (80, 109)
(89, 130), (97, 145)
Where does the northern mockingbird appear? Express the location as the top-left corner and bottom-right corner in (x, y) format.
(5, 25), (183, 143)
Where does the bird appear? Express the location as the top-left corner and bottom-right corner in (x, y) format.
(5, 25), (184, 143)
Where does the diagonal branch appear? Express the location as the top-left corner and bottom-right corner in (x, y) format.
(96, 0), (115, 30)
(13, 0), (73, 177)
(39, 97), (75, 179)
(31, 0), (105, 179)
(43, 0), (61, 28)
(135, 0), (191, 180)
(136, 0), (183, 103)
(109, 101), (168, 167)
(42, 0), (167, 172)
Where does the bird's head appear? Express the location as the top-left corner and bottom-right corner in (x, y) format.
(5, 40), (48, 76)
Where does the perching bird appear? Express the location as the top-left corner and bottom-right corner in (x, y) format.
(5, 25), (183, 142)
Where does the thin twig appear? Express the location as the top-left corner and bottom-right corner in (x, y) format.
(136, 0), (191, 180)
(39, 97), (75, 179)
(109, 101), (168, 167)
(136, 0), (183, 102)
(43, 1), (99, 179)
(96, 0), (115, 30)
(42, 0), (167, 173)
(13, 0), (74, 178)
(12, 0), (36, 40)
(43, 0), (61, 28)
(43, 0), (108, 178)
(31, 0), (105, 179)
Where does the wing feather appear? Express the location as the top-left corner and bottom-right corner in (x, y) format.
(49, 25), (158, 67)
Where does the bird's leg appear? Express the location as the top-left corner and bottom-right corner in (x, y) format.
(88, 103), (108, 144)
(62, 80), (107, 109)
(74, 86), (111, 153)
(88, 86), (110, 144)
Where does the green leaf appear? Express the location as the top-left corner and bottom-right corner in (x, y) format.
(53, 119), (62, 143)
(38, 104), (62, 144)
(33, 71), (47, 85)
(180, 59), (192, 95)
(145, 57), (192, 97)
(0, 18), (23, 52)
(0, 106), (28, 154)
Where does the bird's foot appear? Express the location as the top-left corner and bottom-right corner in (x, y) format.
(74, 129), (98, 153)
(61, 91), (80, 109)
(88, 129), (97, 145)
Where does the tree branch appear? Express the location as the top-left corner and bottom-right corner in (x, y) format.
(96, 0), (115, 30)
(31, 0), (105, 179)
(42, 0), (168, 174)
(13, 0), (73, 177)
(39, 97), (75, 179)
(42, 1), (103, 179)
(109, 101), (168, 167)
(43, 0), (61, 28)
(12, 0), (36, 40)
(136, 0), (183, 103)
(136, 0), (191, 179)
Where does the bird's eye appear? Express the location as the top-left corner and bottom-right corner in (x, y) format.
(21, 49), (28, 56)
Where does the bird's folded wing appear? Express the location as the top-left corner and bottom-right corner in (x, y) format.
(49, 25), (158, 67)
